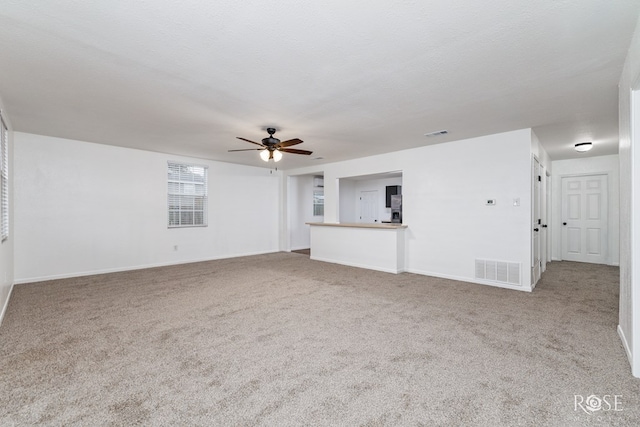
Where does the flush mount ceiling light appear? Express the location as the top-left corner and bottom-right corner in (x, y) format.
(574, 142), (593, 152)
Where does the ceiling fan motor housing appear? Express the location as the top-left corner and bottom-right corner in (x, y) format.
(262, 128), (279, 147)
(261, 137), (279, 147)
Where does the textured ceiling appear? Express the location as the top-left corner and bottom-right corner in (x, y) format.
(0, 0), (638, 168)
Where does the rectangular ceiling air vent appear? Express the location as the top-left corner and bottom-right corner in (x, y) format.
(424, 130), (449, 137)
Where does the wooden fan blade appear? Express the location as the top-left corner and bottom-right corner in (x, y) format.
(228, 148), (263, 152)
(236, 137), (265, 147)
(279, 148), (313, 155)
(277, 138), (303, 148)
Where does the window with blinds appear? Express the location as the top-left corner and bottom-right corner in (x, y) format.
(1, 113), (8, 242)
(313, 176), (324, 217)
(313, 190), (324, 216)
(167, 162), (208, 228)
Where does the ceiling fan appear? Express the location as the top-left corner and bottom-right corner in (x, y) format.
(229, 128), (312, 162)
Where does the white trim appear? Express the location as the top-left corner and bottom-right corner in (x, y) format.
(13, 250), (278, 284)
(406, 268), (533, 292)
(0, 282), (14, 327)
(551, 257), (620, 267)
(630, 87), (640, 378)
(531, 155), (541, 287)
(310, 256), (403, 274)
(618, 324), (635, 377)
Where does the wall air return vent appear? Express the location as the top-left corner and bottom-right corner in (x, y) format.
(475, 259), (521, 286)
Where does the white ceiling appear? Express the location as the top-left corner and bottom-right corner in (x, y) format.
(1, 1), (638, 169)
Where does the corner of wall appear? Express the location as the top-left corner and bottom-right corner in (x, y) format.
(617, 11), (640, 379)
(0, 282), (15, 326)
(0, 98), (15, 326)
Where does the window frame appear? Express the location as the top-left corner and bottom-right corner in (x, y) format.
(313, 189), (324, 217)
(167, 161), (208, 228)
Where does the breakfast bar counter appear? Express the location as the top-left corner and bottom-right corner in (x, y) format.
(306, 222), (407, 273)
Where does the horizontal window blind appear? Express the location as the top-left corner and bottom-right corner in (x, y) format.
(167, 162), (208, 228)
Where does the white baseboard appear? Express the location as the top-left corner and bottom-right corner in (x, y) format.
(310, 256), (402, 274)
(406, 268), (533, 292)
(617, 324), (635, 376)
(550, 257), (619, 267)
(13, 250), (279, 284)
(0, 282), (14, 327)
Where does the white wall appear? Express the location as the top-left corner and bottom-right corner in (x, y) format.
(14, 132), (281, 283)
(288, 174), (323, 250)
(339, 179), (357, 223)
(0, 96), (14, 325)
(618, 13), (640, 377)
(287, 129), (534, 290)
(551, 155), (620, 265)
(531, 129), (551, 169)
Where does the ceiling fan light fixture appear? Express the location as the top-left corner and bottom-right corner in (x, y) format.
(575, 142), (593, 152)
(259, 149), (282, 162)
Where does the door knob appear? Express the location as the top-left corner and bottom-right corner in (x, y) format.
(563, 222), (567, 226)
(542, 224), (548, 228)
(534, 228), (539, 232)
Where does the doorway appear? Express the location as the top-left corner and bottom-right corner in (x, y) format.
(561, 174), (608, 264)
(288, 174), (324, 251)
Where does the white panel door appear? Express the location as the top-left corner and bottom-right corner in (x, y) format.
(561, 175), (608, 264)
(359, 190), (378, 223)
(532, 158), (541, 285)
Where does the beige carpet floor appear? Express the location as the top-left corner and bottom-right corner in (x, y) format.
(1, 253), (638, 426)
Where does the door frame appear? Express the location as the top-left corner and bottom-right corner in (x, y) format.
(545, 170), (552, 268)
(532, 156), (542, 287)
